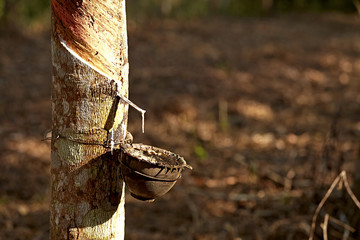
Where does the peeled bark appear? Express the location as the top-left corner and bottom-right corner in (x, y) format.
(50, 0), (128, 239)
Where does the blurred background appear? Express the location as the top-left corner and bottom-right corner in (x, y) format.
(0, 0), (360, 239)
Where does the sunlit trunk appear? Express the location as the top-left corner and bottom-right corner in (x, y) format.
(50, 0), (128, 239)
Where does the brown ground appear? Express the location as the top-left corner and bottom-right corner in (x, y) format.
(0, 13), (360, 240)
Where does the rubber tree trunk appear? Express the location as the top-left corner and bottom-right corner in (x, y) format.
(50, 0), (128, 239)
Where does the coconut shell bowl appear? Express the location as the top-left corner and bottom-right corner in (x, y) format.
(119, 143), (192, 202)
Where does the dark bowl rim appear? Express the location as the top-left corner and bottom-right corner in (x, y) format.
(120, 143), (192, 170)
(120, 160), (181, 182)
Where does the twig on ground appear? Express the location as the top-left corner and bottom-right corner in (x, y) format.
(309, 171), (360, 240)
(309, 173), (341, 240)
(321, 214), (329, 240)
(327, 215), (355, 233)
(341, 171), (360, 209)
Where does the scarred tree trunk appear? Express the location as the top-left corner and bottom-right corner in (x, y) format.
(50, 0), (128, 239)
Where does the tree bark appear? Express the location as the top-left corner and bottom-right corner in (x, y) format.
(50, 0), (128, 239)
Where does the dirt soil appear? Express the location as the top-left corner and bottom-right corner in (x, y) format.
(0, 13), (360, 240)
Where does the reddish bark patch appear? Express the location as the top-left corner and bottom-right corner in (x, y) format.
(51, 0), (127, 80)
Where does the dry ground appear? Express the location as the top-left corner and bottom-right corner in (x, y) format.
(0, 13), (360, 239)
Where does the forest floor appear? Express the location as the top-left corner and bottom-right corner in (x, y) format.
(0, 13), (360, 240)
